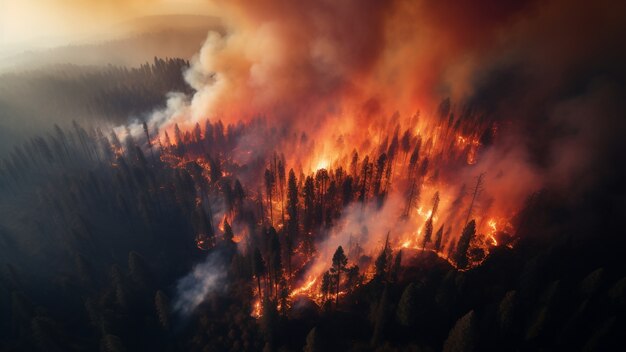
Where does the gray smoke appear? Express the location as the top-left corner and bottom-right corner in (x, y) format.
(173, 249), (229, 317)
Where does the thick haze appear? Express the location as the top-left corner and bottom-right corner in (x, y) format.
(146, 0), (625, 309)
(0, 0), (216, 48)
(0, 0), (222, 155)
(151, 0), (625, 197)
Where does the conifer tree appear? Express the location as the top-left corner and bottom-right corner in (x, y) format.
(455, 220), (476, 269)
(375, 232), (392, 281)
(331, 246), (348, 307)
(434, 225), (444, 252)
(154, 290), (170, 330)
(397, 283), (418, 327)
(443, 310), (476, 352)
(422, 217), (434, 251)
(223, 219), (234, 243)
(371, 286), (391, 347)
(286, 169), (299, 277)
(264, 168), (275, 225)
(252, 248), (266, 300)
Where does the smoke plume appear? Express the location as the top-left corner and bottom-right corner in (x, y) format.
(173, 249), (229, 317)
(143, 0), (624, 190)
(156, 0), (625, 304)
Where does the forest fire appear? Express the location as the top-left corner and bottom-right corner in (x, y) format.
(0, 0), (624, 349)
(127, 98), (522, 313)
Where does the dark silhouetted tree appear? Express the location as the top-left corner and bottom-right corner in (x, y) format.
(346, 265), (360, 294)
(253, 248), (266, 300)
(223, 219), (234, 243)
(286, 169), (299, 277)
(391, 250), (402, 282)
(154, 290), (170, 330)
(268, 227), (282, 299)
(321, 271), (332, 304)
(422, 217), (433, 251)
(375, 232), (392, 281)
(498, 290), (518, 335)
(455, 220), (476, 269)
(434, 224), (444, 252)
(331, 246), (348, 307)
(397, 283), (418, 328)
(265, 168), (275, 225)
(303, 327), (322, 352)
(371, 286), (392, 347)
(260, 298), (279, 348)
(443, 310), (476, 352)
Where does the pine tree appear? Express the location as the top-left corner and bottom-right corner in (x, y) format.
(264, 168), (275, 225)
(303, 176), (315, 239)
(375, 232), (391, 281)
(391, 250), (402, 282)
(498, 290), (518, 334)
(208, 155), (221, 184)
(260, 298), (279, 348)
(331, 246), (348, 307)
(277, 157), (286, 227)
(346, 265), (361, 294)
(373, 153), (387, 197)
(223, 219), (234, 243)
(422, 217), (434, 251)
(431, 191), (440, 217)
(396, 283), (418, 327)
(434, 225), (444, 252)
(278, 277), (289, 317)
(443, 310), (476, 352)
(142, 121), (155, 163)
(233, 179), (245, 206)
(252, 248), (266, 300)
(286, 169), (299, 278)
(358, 156), (371, 203)
(455, 220), (476, 269)
(321, 271), (332, 303)
(154, 290), (170, 330)
(268, 227), (282, 299)
(371, 286), (391, 347)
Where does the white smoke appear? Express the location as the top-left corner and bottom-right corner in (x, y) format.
(299, 192), (413, 282)
(173, 249), (229, 316)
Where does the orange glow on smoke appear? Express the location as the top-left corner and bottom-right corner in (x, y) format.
(148, 110), (519, 307)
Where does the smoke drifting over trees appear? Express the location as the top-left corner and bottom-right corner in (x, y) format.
(0, 0), (625, 350)
(0, 58), (192, 155)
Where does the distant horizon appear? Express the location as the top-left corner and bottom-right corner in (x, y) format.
(0, 13), (223, 73)
(0, 0), (218, 49)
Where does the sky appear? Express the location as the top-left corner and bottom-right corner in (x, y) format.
(0, 0), (217, 49)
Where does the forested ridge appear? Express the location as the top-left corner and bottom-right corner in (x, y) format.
(0, 58), (192, 154)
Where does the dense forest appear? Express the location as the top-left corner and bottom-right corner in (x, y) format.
(3, 0), (625, 349)
(0, 96), (624, 351)
(0, 58), (192, 154)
